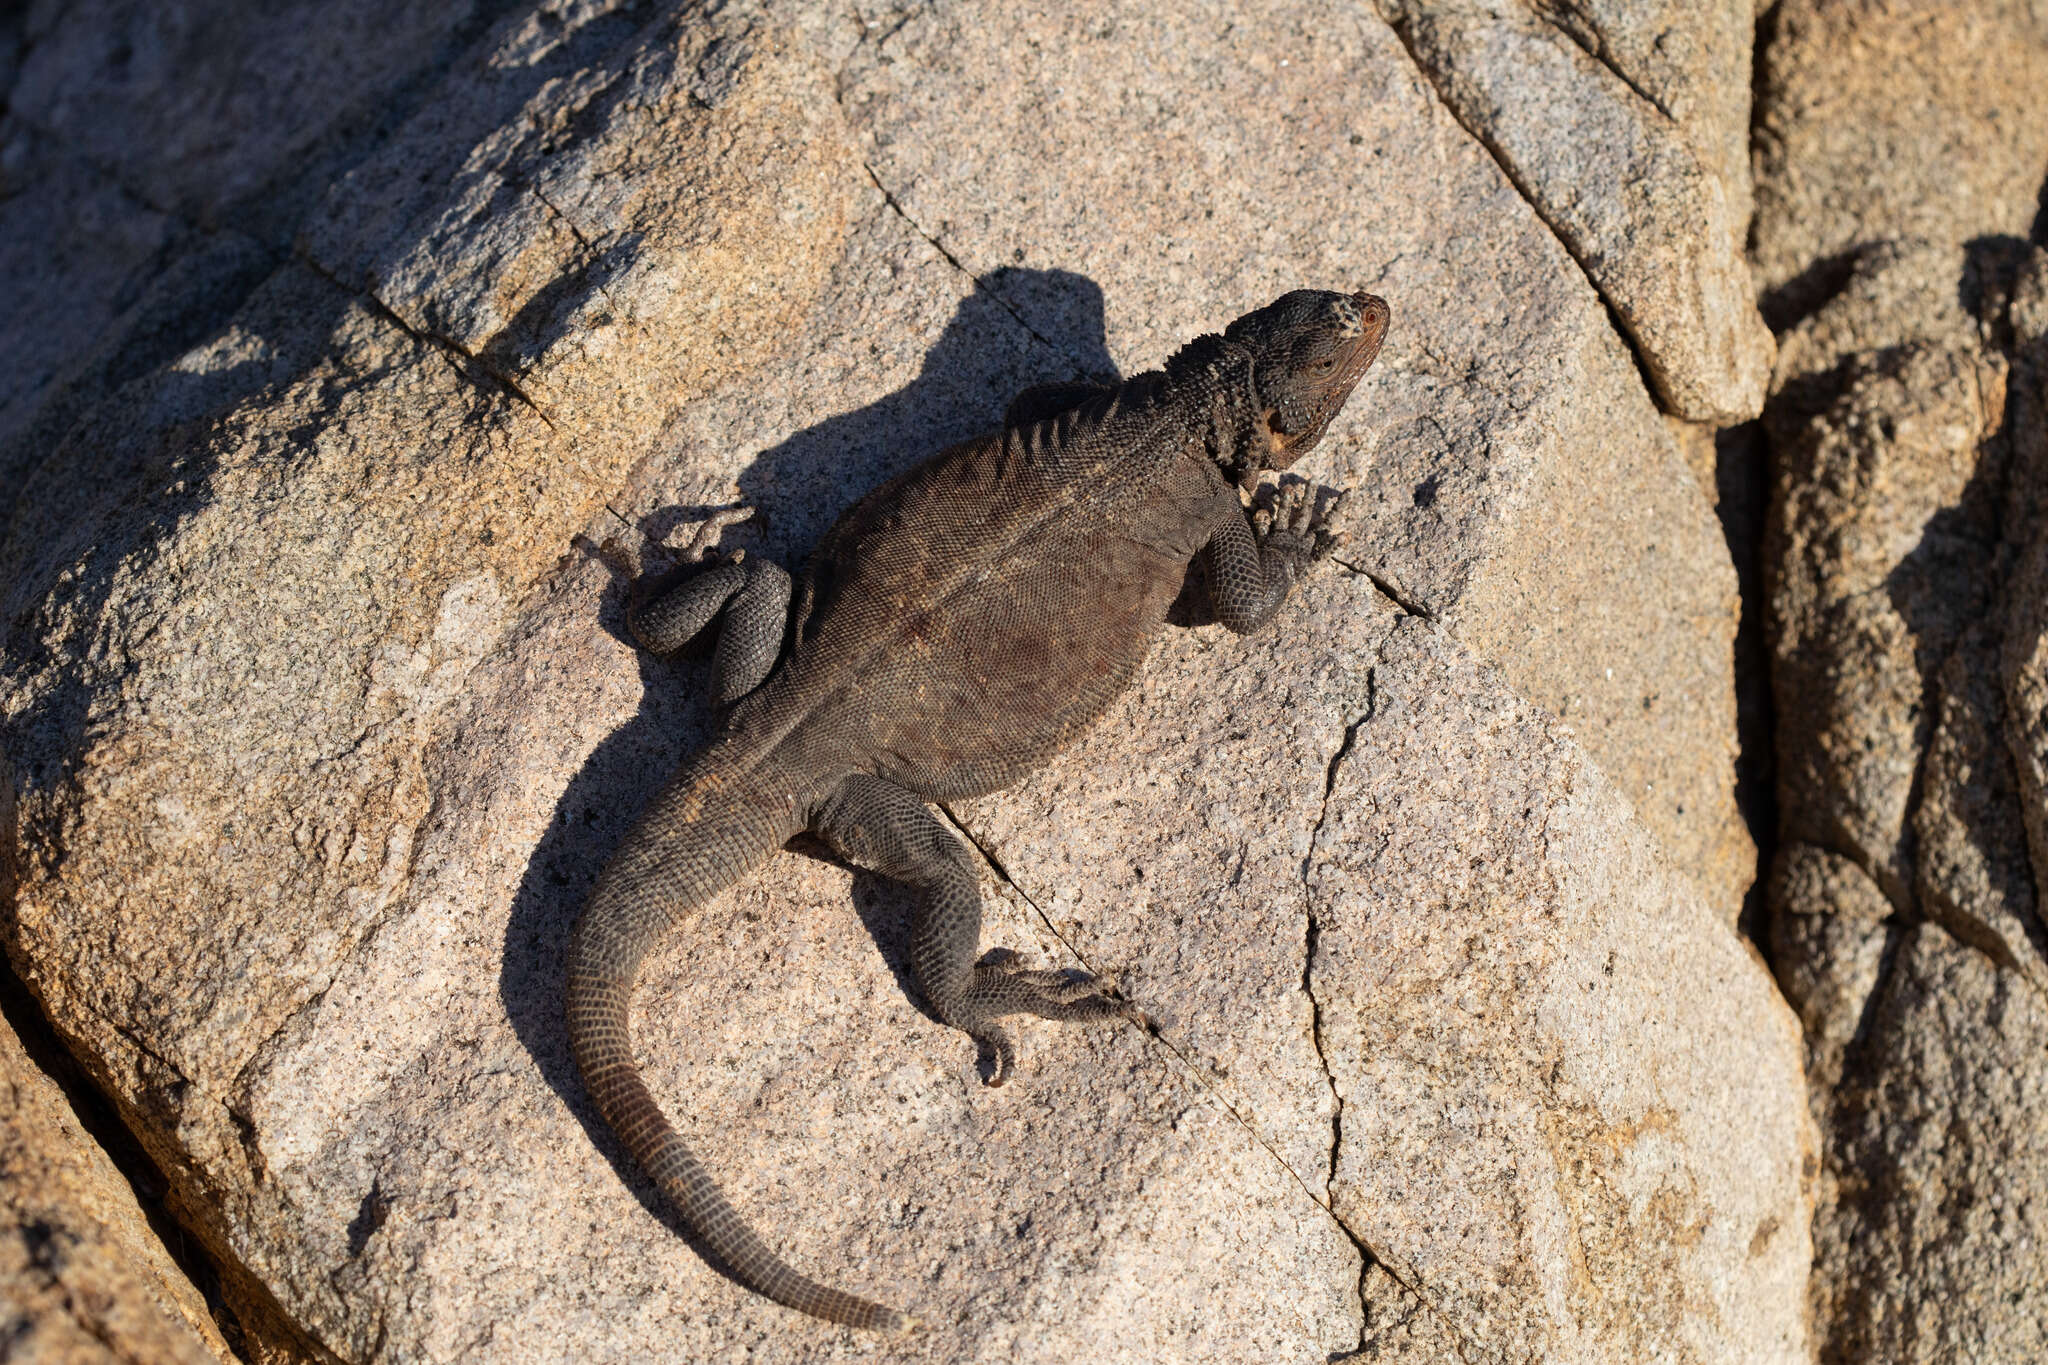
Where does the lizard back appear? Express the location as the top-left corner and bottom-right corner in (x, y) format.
(731, 388), (1232, 799)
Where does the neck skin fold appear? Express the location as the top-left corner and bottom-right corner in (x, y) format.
(1152, 333), (1263, 487)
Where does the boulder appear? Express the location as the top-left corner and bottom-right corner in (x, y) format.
(818, 0), (1750, 918)
(1378, 0), (1773, 424)
(1753, 2), (2048, 1356)
(0, 1), (1796, 1359)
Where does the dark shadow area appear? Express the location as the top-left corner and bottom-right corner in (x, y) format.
(1884, 238), (2032, 686)
(1765, 238), (2029, 912)
(214, 0), (542, 251)
(496, 267), (1115, 1287)
(1959, 233), (2041, 352)
(1715, 421), (1781, 945)
(1757, 244), (1865, 335)
(0, 228), (281, 534)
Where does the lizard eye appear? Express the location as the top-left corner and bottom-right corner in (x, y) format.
(1314, 357), (1336, 373)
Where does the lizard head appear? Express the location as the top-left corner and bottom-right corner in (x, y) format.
(1224, 289), (1389, 474)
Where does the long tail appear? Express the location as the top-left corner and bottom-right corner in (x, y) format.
(565, 756), (913, 1332)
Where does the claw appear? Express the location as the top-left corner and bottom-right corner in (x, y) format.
(976, 1024), (1017, 1087)
(659, 505), (756, 564)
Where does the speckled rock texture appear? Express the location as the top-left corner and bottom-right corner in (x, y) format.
(807, 0), (1751, 921)
(1753, 1), (2048, 1359)
(1377, 0), (1774, 424)
(0, 1011), (233, 1365)
(0, 1), (1816, 1361)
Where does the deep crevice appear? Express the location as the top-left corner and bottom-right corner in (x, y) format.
(1715, 422), (1781, 945)
(1295, 684), (1480, 1365)
(1304, 700), (1369, 1360)
(0, 955), (255, 1363)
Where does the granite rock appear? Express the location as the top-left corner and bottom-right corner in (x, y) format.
(817, 0), (1750, 919)
(0, 1), (1800, 1360)
(0, 1011), (232, 1365)
(1754, 3), (2048, 1357)
(1378, 0), (1774, 423)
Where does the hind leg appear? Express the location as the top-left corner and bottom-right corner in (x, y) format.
(627, 510), (793, 708)
(811, 773), (1144, 1084)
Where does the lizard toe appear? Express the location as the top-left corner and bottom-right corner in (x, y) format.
(973, 1023), (1018, 1087)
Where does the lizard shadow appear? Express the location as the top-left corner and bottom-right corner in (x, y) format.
(497, 267), (1118, 1280)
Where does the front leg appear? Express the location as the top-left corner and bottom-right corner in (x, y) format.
(1203, 478), (1345, 634)
(811, 774), (1145, 1084)
(627, 511), (793, 708)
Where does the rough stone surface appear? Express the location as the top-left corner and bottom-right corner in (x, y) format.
(7, 0), (494, 234)
(1811, 921), (2048, 1365)
(1762, 237), (2048, 1365)
(1754, 3), (2048, 1358)
(1751, 0), (2048, 309)
(961, 596), (1814, 1362)
(0, 0), (508, 519)
(3, 4), (852, 1357)
(0, 1013), (232, 1365)
(1378, 0), (1773, 423)
(2001, 254), (2048, 937)
(1768, 842), (1894, 1107)
(0, 119), (177, 456)
(1308, 619), (1810, 1364)
(814, 0), (1750, 920)
(1765, 241), (2010, 911)
(0, 0), (1799, 1360)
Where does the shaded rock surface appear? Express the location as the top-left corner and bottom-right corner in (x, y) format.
(0, 0), (1807, 1361)
(0, 0), (515, 515)
(0, 1011), (232, 1365)
(1753, 1), (2048, 1358)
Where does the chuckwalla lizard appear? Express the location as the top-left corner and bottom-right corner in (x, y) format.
(566, 288), (1390, 1330)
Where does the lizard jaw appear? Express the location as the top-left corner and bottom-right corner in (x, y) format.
(1265, 290), (1390, 467)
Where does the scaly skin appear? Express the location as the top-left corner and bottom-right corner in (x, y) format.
(566, 289), (1390, 1330)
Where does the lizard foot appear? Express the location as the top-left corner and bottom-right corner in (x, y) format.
(655, 503), (756, 567)
(1253, 476), (1347, 561)
(959, 950), (1152, 1086)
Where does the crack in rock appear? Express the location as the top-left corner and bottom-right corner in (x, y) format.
(856, 161), (1103, 383)
(1333, 558), (1437, 621)
(937, 668), (1480, 1361)
(1301, 674), (1484, 1365)
(934, 802), (1334, 1213)
(292, 248), (556, 429)
(1369, 0), (1670, 418)
(1530, 1), (1676, 122)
